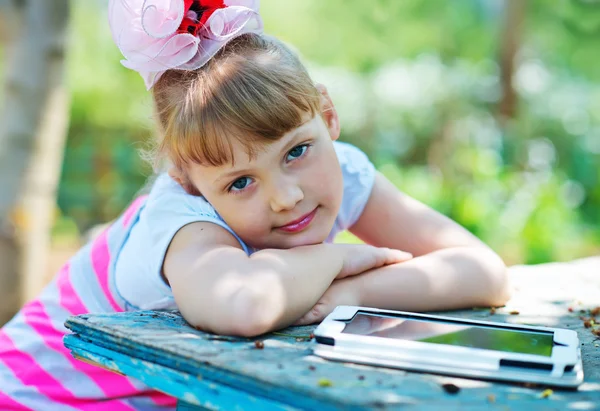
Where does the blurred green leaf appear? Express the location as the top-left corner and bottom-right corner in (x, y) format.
(52, 0), (599, 264)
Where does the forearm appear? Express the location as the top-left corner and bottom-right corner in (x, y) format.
(350, 247), (511, 312)
(169, 239), (344, 336)
(245, 244), (343, 331)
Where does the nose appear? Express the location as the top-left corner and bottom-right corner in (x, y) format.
(269, 178), (304, 213)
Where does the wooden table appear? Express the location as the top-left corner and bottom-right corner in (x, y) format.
(64, 258), (600, 410)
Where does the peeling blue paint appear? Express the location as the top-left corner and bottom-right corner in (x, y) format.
(64, 308), (600, 410)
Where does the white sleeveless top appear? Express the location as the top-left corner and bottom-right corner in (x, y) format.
(115, 142), (376, 311)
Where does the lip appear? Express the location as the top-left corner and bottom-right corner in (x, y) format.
(277, 207), (318, 233)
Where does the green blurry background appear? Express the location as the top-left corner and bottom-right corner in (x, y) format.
(56, 0), (600, 265)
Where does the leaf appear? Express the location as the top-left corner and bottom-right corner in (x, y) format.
(318, 378), (333, 387)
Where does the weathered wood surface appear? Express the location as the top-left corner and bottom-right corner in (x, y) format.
(64, 258), (600, 410)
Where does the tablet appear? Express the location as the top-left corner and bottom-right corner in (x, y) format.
(312, 306), (583, 388)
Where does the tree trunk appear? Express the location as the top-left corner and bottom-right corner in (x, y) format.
(0, 0), (14, 43)
(0, 228), (20, 327)
(0, 0), (70, 324)
(498, 0), (525, 123)
(20, 76), (70, 302)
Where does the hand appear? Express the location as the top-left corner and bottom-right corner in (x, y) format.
(337, 244), (412, 280)
(294, 279), (360, 326)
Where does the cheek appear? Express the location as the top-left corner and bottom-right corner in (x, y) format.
(306, 149), (343, 207)
(323, 168), (344, 210)
(214, 198), (270, 237)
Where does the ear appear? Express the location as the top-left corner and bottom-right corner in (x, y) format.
(315, 83), (340, 141)
(168, 167), (202, 196)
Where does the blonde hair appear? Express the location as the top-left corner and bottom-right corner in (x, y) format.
(151, 34), (321, 170)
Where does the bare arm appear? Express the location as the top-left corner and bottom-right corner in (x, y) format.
(164, 221), (409, 336)
(349, 173), (510, 309)
(342, 246), (509, 312)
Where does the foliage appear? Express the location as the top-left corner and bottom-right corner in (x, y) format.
(54, 0), (600, 264)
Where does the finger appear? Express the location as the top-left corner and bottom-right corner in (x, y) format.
(370, 248), (412, 270)
(386, 248), (413, 263)
(352, 246), (387, 274)
(294, 311), (315, 326)
(294, 316), (312, 326)
(340, 245), (411, 278)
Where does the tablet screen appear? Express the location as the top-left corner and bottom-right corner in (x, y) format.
(342, 313), (554, 356)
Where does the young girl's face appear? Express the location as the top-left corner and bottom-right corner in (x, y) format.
(184, 112), (344, 250)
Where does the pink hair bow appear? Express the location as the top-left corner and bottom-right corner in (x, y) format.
(108, 0), (263, 89)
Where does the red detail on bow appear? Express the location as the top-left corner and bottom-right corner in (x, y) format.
(178, 0), (226, 36)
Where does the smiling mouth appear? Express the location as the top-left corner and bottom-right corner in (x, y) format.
(276, 207), (318, 233)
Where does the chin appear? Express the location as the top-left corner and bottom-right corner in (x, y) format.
(252, 229), (328, 250)
(283, 228), (331, 249)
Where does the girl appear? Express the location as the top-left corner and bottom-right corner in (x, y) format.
(0, 0), (510, 409)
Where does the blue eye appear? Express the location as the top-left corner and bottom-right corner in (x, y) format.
(229, 177), (252, 192)
(287, 144), (309, 161)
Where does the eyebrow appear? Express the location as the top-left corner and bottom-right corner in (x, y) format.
(214, 126), (314, 185)
(215, 167), (254, 185)
(280, 128), (312, 153)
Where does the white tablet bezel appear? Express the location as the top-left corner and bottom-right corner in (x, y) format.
(312, 306), (583, 388)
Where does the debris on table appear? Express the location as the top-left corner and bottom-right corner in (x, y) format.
(272, 332), (313, 341)
(441, 383), (460, 394)
(580, 306), (600, 337)
(318, 378), (333, 387)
